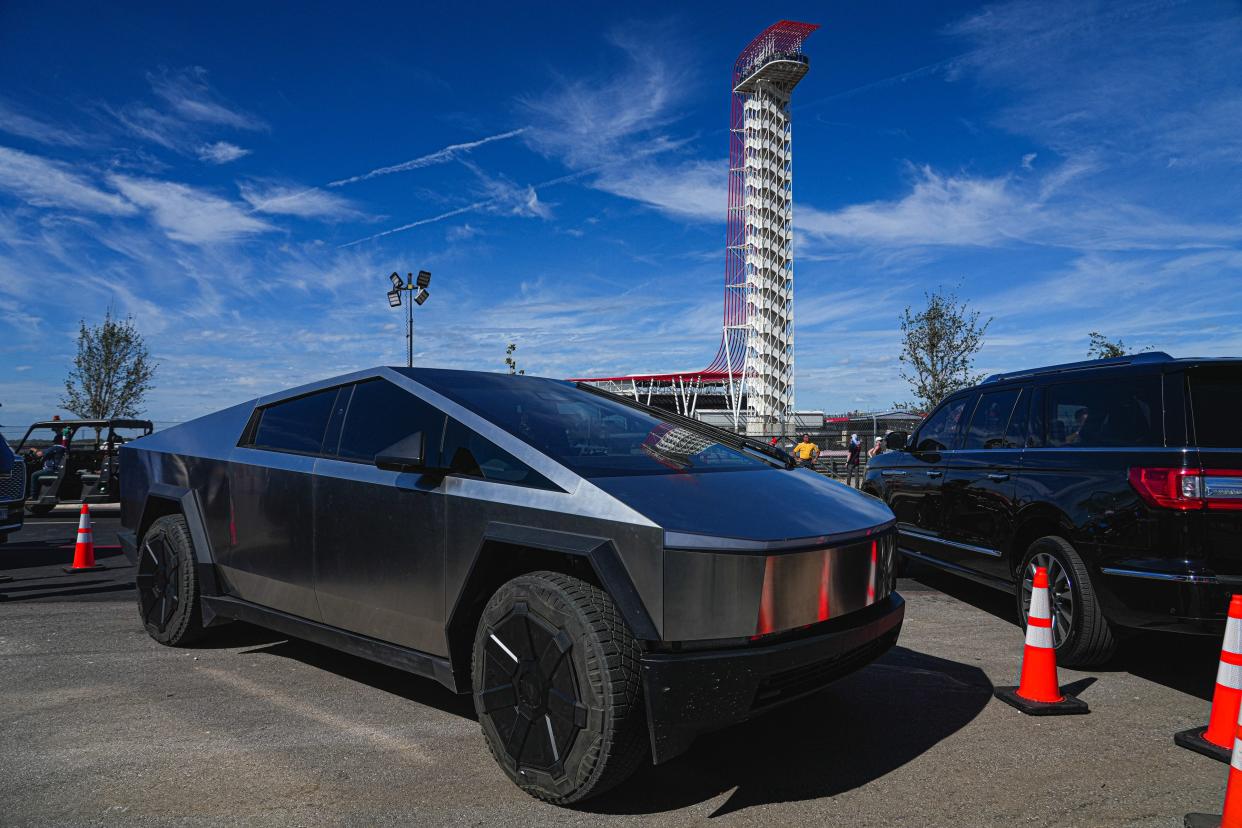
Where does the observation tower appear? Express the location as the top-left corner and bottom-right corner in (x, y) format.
(574, 20), (819, 437)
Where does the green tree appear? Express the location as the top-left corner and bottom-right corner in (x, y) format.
(60, 309), (157, 418)
(897, 287), (991, 411)
(1087, 331), (1128, 359)
(504, 342), (524, 375)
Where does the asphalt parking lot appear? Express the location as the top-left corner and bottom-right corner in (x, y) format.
(0, 509), (1231, 826)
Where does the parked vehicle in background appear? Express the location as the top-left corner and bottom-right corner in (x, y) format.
(0, 433), (23, 543)
(865, 352), (1242, 667)
(17, 419), (152, 515)
(119, 367), (902, 804)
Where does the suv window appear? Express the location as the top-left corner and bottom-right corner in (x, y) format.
(1045, 376), (1162, 447)
(963, 389), (1021, 450)
(915, 395), (970, 452)
(251, 389), (337, 454)
(1189, 366), (1242, 448)
(442, 418), (558, 489)
(336, 379), (447, 464)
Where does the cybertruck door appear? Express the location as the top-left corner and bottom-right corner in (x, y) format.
(312, 380), (448, 654)
(224, 388), (341, 621)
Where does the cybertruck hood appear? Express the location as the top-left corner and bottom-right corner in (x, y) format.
(589, 467), (894, 545)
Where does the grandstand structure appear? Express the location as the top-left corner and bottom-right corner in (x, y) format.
(574, 20), (819, 437)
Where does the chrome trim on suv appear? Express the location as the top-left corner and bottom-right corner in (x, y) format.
(1099, 567), (1219, 584)
(898, 527), (1002, 558)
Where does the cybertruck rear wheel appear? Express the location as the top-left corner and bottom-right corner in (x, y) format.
(137, 515), (206, 646)
(472, 571), (647, 804)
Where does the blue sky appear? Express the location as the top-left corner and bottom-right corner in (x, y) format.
(2, 0), (1241, 433)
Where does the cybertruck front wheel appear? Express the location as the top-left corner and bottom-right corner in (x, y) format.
(471, 571), (647, 804)
(137, 515), (207, 646)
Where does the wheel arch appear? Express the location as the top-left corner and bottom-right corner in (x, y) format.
(1008, 505), (1078, 579)
(445, 523), (659, 692)
(135, 484), (222, 599)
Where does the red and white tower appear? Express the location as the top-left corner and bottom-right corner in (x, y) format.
(575, 21), (819, 436)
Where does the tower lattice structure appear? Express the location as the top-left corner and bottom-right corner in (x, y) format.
(706, 20), (818, 435)
(573, 21), (818, 436)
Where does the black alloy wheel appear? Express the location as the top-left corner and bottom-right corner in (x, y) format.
(136, 515), (206, 646)
(472, 571), (646, 804)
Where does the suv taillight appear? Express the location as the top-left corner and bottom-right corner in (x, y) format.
(1129, 467), (1242, 511)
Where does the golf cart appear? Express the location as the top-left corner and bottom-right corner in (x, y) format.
(17, 419), (153, 515)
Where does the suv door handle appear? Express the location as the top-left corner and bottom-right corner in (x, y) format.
(926, 470), (943, 479)
(881, 470), (907, 477)
(987, 472), (1010, 481)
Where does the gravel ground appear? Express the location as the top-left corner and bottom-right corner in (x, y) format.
(0, 513), (1230, 826)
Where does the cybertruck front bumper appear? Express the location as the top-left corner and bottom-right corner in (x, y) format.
(640, 593), (904, 763)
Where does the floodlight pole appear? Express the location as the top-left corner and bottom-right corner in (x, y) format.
(385, 270), (431, 368)
(405, 280), (414, 368)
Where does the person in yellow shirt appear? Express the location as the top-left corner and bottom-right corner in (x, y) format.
(790, 434), (820, 467)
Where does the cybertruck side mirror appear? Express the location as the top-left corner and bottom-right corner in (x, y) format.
(885, 431), (910, 452)
(374, 432), (428, 473)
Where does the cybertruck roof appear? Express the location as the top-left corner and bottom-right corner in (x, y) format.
(131, 366), (893, 547)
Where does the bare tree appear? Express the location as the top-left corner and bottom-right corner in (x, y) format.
(60, 309), (157, 418)
(504, 342), (524, 375)
(897, 287), (991, 411)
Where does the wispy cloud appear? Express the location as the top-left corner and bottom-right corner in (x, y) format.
(327, 128), (529, 187)
(0, 145), (136, 215)
(147, 66), (267, 132)
(196, 141), (250, 164)
(108, 174), (272, 243)
(107, 67), (265, 161)
(0, 98), (88, 147)
(238, 180), (362, 220)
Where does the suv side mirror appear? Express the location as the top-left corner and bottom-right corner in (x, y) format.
(885, 431), (910, 451)
(374, 432), (428, 473)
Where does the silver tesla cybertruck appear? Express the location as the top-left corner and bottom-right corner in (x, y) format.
(119, 367), (902, 803)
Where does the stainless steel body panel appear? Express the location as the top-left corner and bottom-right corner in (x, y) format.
(312, 456), (446, 652)
(120, 366), (898, 661)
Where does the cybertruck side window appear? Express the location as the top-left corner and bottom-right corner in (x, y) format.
(441, 417), (559, 490)
(249, 389), (338, 455)
(335, 379), (447, 464)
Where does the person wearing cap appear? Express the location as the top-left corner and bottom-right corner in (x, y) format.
(845, 433), (863, 487)
(790, 434), (820, 467)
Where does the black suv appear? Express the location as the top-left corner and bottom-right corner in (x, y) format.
(865, 353), (1242, 666)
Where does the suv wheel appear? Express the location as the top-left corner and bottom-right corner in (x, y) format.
(471, 571), (647, 804)
(1016, 536), (1115, 667)
(137, 515), (207, 646)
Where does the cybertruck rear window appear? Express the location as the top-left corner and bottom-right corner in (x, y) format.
(248, 388), (337, 455)
(1189, 366), (1242, 448)
(408, 370), (768, 478)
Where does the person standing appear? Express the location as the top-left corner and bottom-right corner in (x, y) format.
(791, 434), (820, 468)
(868, 437), (884, 459)
(845, 433), (862, 487)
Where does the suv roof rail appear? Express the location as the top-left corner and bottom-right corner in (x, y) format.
(981, 351), (1173, 385)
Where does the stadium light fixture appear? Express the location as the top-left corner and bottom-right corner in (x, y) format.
(384, 269), (433, 368)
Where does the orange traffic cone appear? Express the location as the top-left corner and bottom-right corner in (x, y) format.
(64, 504), (105, 574)
(993, 565), (1089, 715)
(1184, 708), (1242, 827)
(1177, 595), (1242, 764)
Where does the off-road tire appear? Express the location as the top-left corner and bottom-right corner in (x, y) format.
(137, 515), (207, 646)
(471, 571), (647, 805)
(1016, 536), (1115, 667)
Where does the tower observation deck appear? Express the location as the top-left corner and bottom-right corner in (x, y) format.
(573, 21), (819, 437)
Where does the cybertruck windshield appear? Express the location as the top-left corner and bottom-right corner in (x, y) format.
(406, 369), (770, 478)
